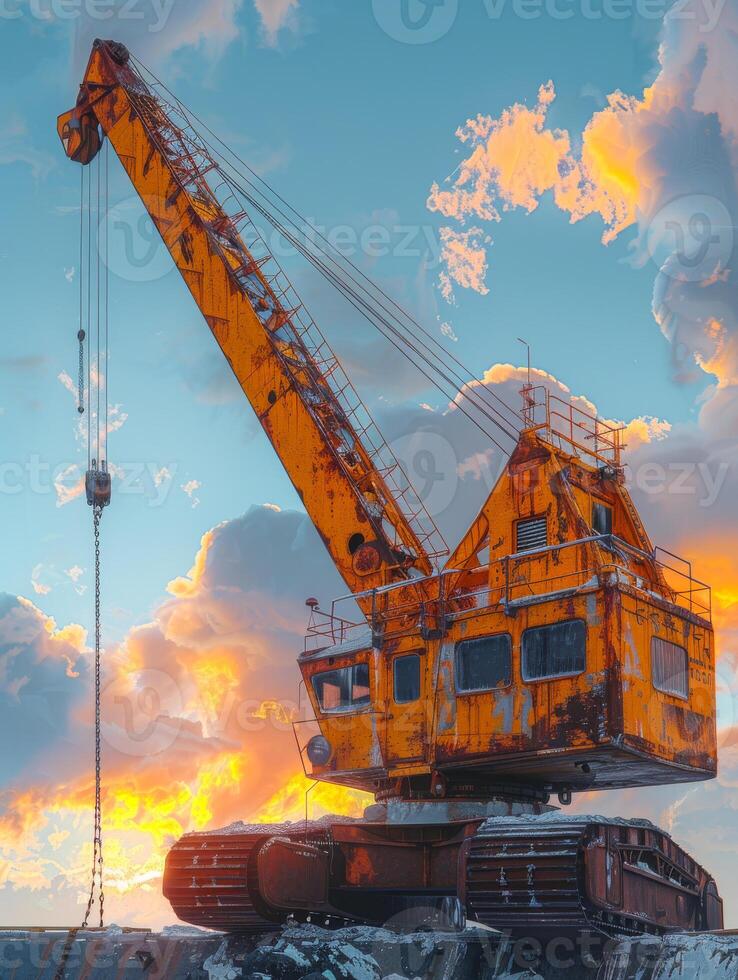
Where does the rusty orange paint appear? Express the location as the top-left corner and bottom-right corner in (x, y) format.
(300, 428), (717, 801)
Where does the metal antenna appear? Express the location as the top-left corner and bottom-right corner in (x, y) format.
(517, 337), (531, 388)
(518, 338), (534, 428)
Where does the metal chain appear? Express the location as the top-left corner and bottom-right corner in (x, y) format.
(94, 502), (105, 929)
(77, 328), (86, 416)
(81, 504), (105, 930)
(53, 928), (80, 980)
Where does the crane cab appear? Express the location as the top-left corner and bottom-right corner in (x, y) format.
(296, 390), (717, 804)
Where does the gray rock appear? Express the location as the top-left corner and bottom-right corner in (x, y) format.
(242, 933), (381, 980)
(598, 933), (738, 979)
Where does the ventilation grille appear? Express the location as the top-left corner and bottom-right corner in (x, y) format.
(516, 517), (548, 553)
(652, 637), (689, 699)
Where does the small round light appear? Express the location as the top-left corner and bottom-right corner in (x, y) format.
(306, 735), (333, 767)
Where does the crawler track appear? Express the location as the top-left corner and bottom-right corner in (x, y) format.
(163, 830), (277, 934)
(164, 816), (721, 937)
(466, 820), (588, 934)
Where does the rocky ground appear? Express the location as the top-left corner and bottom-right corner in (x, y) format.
(205, 925), (738, 980)
(1, 923), (737, 978)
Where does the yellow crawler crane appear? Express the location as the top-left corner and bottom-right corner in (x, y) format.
(59, 40), (722, 939)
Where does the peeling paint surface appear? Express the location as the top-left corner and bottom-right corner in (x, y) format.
(297, 430), (715, 800)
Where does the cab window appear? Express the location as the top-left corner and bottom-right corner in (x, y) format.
(593, 501), (613, 536)
(522, 620), (586, 681)
(455, 634), (512, 693)
(394, 654), (421, 704)
(312, 663), (370, 712)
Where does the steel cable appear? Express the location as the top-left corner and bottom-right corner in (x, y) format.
(128, 56), (524, 445)
(78, 149), (106, 935)
(126, 68), (516, 454)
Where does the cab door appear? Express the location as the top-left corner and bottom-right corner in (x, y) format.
(384, 650), (428, 765)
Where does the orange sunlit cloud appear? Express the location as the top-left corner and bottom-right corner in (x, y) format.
(427, 79), (658, 298)
(254, 774), (370, 825)
(0, 507), (358, 927)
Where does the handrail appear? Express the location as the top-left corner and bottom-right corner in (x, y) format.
(523, 385), (625, 469)
(304, 606), (363, 651)
(305, 533), (712, 649)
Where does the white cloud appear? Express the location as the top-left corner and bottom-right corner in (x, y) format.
(31, 566), (52, 597)
(64, 567), (86, 596)
(107, 404), (129, 435)
(57, 371), (77, 400)
(440, 320), (458, 343)
(54, 465), (85, 508)
(72, 0), (247, 69)
(253, 0), (299, 43)
(181, 479), (202, 508)
(67, 0), (301, 73)
(154, 467), (172, 488)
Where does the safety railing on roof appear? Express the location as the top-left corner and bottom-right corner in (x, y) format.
(304, 602), (363, 652)
(303, 534), (712, 652)
(522, 385), (626, 470)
